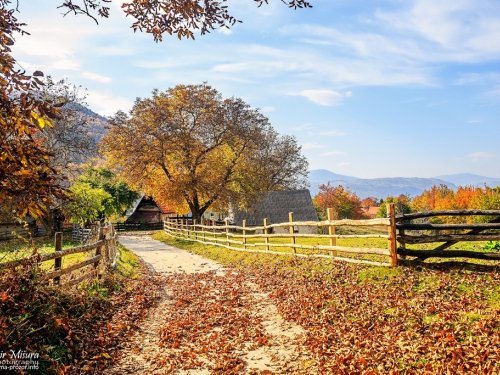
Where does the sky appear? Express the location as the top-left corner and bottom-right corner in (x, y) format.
(10, 0), (500, 179)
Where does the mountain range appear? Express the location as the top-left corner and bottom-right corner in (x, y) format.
(308, 170), (500, 199)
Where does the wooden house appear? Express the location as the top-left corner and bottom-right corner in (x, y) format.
(125, 195), (176, 223)
(234, 190), (319, 234)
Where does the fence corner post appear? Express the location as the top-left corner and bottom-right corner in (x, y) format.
(289, 212), (296, 255)
(387, 203), (398, 267)
(54, 232), (63, 285)
(327, 208), (337, 257)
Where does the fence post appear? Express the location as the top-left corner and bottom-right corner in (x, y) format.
(264, 218), (269, 251)
(387, 203), (398, 267)
(110, 224), (116, 263)
(327, 208), (337, 257)
(289, 212), (296, 255)
(53, 232), (62, 285)
(181, 218), (184, 239)
(225, 219), (229, 245)
(94, 226), (104, 275)
(213, 220), (217, 245)
(202, 220), (206, 243)
(102, 225), (110, 264)
(243, 219), (247, 250)
(396, 201), (406, 260)
(194, 219), (197, 240)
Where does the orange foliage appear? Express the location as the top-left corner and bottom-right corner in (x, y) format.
(411, 185), (500, 223)
(313, 183), (366, 220)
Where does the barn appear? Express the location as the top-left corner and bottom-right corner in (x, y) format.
(125, 195), (176, 223)
(233, 190), (318, 234)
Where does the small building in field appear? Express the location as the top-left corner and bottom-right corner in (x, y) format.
(233, 190), (319, 234)
(125, 195), (176, 223)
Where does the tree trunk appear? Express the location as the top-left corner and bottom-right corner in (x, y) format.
(188, 201), (207, 223)
(40, 209), (55, 237)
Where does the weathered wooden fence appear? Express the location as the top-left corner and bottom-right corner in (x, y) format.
(164, 205), (500, 267)
(164, 206), (398, 267)
(0, 223), (118, 286)
(113, 222), (164, 232)
(396, 209), (500, 261)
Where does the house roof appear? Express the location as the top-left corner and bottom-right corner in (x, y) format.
(125, 194), (176, 220)
(156, 201), (176, 215)
(368, 207), (380, 216)
(234, 190), (318, 226)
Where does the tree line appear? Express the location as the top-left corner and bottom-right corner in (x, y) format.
(313, 183), (500, 222)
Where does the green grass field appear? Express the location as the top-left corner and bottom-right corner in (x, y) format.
(0, 235), (99, 272)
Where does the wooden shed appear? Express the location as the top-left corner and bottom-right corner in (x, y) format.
(125, 195), (175, 223)
(234, 190), (319, 234)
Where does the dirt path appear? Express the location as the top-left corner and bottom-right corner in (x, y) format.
(105, 235), (307, 374)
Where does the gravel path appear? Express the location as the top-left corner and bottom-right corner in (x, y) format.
(105, 235), (306, 374)
(117, 235), (225, 275)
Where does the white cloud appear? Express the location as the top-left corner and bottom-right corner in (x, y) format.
(321, 151), (345, 156)
(302, 143), (326, 150)
(218, 27), (233, 35)
(82, 72), (112, 83)
(469, 152), (495, 161)
(291, 123), (314, 131)
(427, 100), (450, 107)
(300, 89), (350, 106)
(320, 130), (346, 137)
(455, 72), (500, 85)
(85, 90), (133, 117)
(402, 97), (425, 103)
(338, 162), (352, 166)
(261, 106), (275, 113)
(468, 119), (481, 123)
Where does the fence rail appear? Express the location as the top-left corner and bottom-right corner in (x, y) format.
(113, 222), (164, 231)
(0, 223), (118, 286)
(164, 207), (397, 267)
(165, 205), (500, 267)
(396, 209), (500, 262)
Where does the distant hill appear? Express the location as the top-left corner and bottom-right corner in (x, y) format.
(320, 178), (458, 199)
(71, 103), (108, 142)
(308, 169), (459, 198)
(433, 173), (500, 188)
(308, 169), (358, 184)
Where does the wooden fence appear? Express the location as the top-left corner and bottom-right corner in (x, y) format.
(0, 223), (118, 286)
(113, 222), (164, 232)
(396, 209), (500, 261)
(165, 205), (500, 267)
(164, 205), (398, 267)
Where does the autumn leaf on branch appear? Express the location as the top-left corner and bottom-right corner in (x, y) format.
(0, 0), (67, 218)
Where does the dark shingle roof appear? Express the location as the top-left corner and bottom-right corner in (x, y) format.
(234, 190), (318, 226)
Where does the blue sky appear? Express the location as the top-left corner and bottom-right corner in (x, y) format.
(11, 0), (500, 178)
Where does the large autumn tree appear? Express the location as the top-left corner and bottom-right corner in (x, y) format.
(102, 83), (308, 221)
